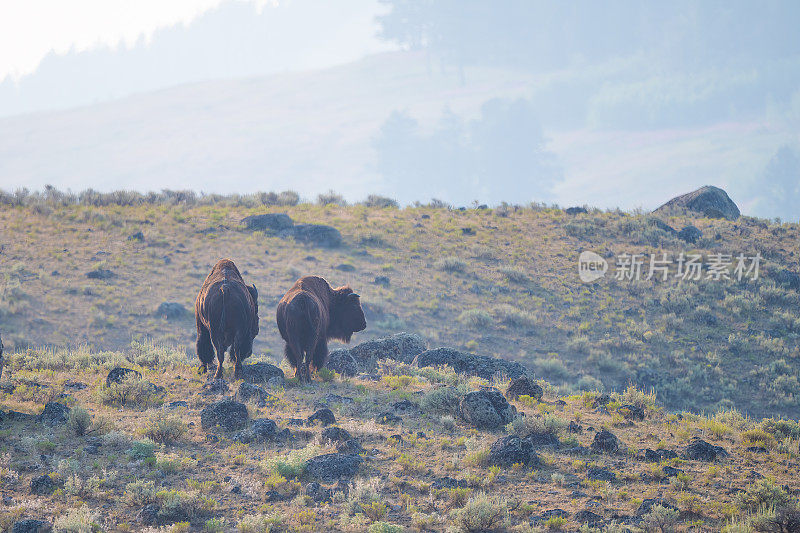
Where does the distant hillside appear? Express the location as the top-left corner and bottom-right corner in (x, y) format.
(1, 199), (798, 419)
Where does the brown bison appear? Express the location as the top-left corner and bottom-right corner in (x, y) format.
(195, 259), (259, 379)
(276, 276), (366, 382)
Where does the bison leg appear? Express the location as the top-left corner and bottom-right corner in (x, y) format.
(212, 340), (226, 380)
(311, 340), (329, 374)
(196, 320), (214, 374)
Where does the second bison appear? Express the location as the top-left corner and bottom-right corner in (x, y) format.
(276, 276), (366, 382)
(195, 259), (259, 379)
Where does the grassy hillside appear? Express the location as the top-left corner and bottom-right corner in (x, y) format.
(1, 199), (799, 419)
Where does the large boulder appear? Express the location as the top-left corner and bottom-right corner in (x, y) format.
(233, 418), (278, 444)
(770, 269), (800, 291)
(12, 519), (52, 533)
(30, 474), (61, 495)
(241, 362), (285, 385)
(241, 213), (294, 231)
(154, 302), (186, 320)
(321, 426), (352, 445)
(677, 225), (702, 244)
(305, 453), (363, 482)
(307, 408), (336, 426)
(236, 382), (278, 407)
(200, 400), (248, 432)
(414, 348), (527, 380)
(348, 333), (427, 368)
(591, 429), (620, 453)
(39, 402), (70, 427)
(654, 185), (740, 221)
(488, 435), (539, 466)
(458, 388), (516, 429)
(505, 377), (543, 401)
(326, 349), (360, 376)
(681, 437), (728, 461)
(106, 367), (141, 387)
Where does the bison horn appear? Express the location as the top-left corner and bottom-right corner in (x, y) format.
(348, 293), (360, 299)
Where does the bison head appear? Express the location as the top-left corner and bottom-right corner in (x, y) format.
(330, 289), (367, 342)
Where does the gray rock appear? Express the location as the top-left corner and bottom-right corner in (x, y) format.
(525, 431), (560, 448)
(488, 435), (539, 467)
(376, 412), (402, 425)
(200, 400), (248, 432)
(106, 367), (141, 387)
(565, 207), (588, 215)
(307, 408), (336, 426)
(646, 217), (677, 234)
(241, 213), (294, 231)
(636, 498), (680, 516)
(320, 426), (352, 444)
(305, 453), (363, 482)
(86, 268), (115, 280)
(414, 347), (527, 380)
(39, 402), (70, 427)
(314, 394), (355, 410)
(663, 465), (684, 477)
(154, 302), (186, 320)
(30, 474), (61, 495)
(326, 349), (360, 376)
(618, 404), (645, 420)
(505, 377), (543, 401)
(234, 418), (277, 444)
(202, 378), (229, 395)
(12, 519), (52, 533)
(236, 382), (277, 407)
(575, 510), (603, 525)
(459, 388), (516, 430)
(335, 264), (355, 272)
(654, 185), (740, 221)
(138, 503), (159, 525)
(591, 429), (620, 453)
(392, 399), (419, 414)
(128, 231), (145, 242)
(348, 333), (427, 368)
(241, 362), (285, 385)
(336, 439), (364, 455)
(305, 482), (332, 503)
(643, 448), (678, 462)
(770, 268), (800, 290)
(587, 466), (616, 481)
(681, 437), (728, 461)
(677, 225), (702, 243)
(431, 477), (470, 489)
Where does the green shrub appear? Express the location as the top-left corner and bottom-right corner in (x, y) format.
(458, 309), (492, 328)
(144, 414), (187, 444)
(420, 386), (464, 417)
(236, 513), (286, 533)
(368, 522), (404, 533)
(124, 479), (157, 506)
(735, 479), (792, 513)
(499, 266), (528, 283)
(435, 256), (467, 273)
(97, 373), (161, 408)
(53, 505), (101, 533)
(67, 406), (92, 436)
(450, 492), (508, 532)
(639, 504), (679, 532)
(129, 439), (157, 460)
(262, 443), (320, 479)
(493, 304), (535, 327)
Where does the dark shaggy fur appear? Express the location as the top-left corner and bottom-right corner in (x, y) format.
(195, 259), (259, 379)
(276, 276), (366, 382)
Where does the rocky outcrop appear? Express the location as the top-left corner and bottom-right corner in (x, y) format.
(349, 333), (427, 367)
(505, 376), (543, 401)
(200, 400), (248, 432)
(305, 453), (362, 482)
(413, 348), (528, 380)
(458, 388), (516, 429)
(327, 349), (360, 376)
(591, 429), (620, 453)
(241, 213), (342, 247)
(654, 185), (740, 220)
(39, 402), (70, 427)
(681, 437), (728, 461)
(241, 362), (284, 385)
(488, 435), (539, 466)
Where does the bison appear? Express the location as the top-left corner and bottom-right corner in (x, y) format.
(0, 331), (3, 381)
(276, 276), (366, 382)
(195, 259), (259, 379)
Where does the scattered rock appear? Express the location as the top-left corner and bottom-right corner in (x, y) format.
(241, 213), (294, 231)
(106, 367), (141, 387)
(320, 426), (352, 445)
(636, 498), (680, 516)
(167, 400), (188, 409)
(431, 477), (470, 490)
(746, 446), (768, 454)
(348, 333), (427, 368)
(488, 435), (539, 466)
(241, 362), (285, 385)
(236, 382), (277, 407)
(86, 268), (115, 280)
(138, 504), (159, 525)
(459, 388), (516, 430)
(681, 437), (728, 461)
(770, 268), (800, 290)
(533, 509), (569, 523)
(314, 394), (355, 410)
(202, 379), (230, 395)
(565, 206), (588, 215)
(392, 399), (419, 414)
(618, 404), (645, 420)
(128, 231), (145, 242)
(326, 349), (360, 377)
(663, 466), (684, 477)
(30, 474), (61, 495)
(593, 394), (611, 407)
(678, 225), (702, 243)
(335, 263), (355, 272)
(461, 227), (476, 236)
(39, 402), (70, 427)
(337, 439), (364, 455)
(307, 408), (336, 426)
(525, 431), (560, 448)
(154, 302), (186, 320)
(643, 448), (678, 462)
(587, 466), (617, 482)
(505, 376), (543, 401)
(575, 510), (603, 525)
(414, 347), (527, 380)
(373, 276), (390, 286)
(376, 412), (402, 425)
(63, 380), (87, 391)
(647, 217), (677, 234)
(305, 482), (332, 503)
(306, 453), (363, 482)
(568, 421), (583, 433)
(200, 400), (248, 432)
(84, 437), (102, 455)
(12, 519), (52, 533)
(234, 418), (277, 444)
(591, 429), (620, 453)
(654, 185), (740, 221)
